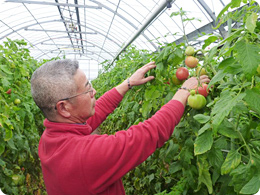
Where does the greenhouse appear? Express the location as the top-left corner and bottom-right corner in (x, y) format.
(0, 0), (260, 194)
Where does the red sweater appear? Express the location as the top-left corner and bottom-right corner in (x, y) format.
(39, 88), (184, 195)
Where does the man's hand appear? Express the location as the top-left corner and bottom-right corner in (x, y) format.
(115, 62), (156, 96)
(128, 61), (156, 87)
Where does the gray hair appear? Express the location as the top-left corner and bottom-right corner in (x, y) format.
(31, 59), (79, 118)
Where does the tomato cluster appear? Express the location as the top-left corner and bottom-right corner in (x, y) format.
(172, 46), (209, 110)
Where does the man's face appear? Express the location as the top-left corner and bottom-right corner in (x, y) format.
(69, 69), (96, 123)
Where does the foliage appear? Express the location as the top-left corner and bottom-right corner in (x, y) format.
(0, 39), (46, 194)
(92, 1), (260, 194)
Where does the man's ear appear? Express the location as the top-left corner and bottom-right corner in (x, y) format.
(55, 101), (71, 118)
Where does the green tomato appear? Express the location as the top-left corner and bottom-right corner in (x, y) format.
(14, 99), (21, 105)
(185, 46), (195, 56)
(188, 90), (206, 110)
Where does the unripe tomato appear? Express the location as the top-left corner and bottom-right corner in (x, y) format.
(185, 56), (199, 68)
(14, 99), (21, 105)
(257, 64), (260, 76)
(196, 66), (207, 76)
(185, 46), (195, 56)
(172, 74), (182, 85)
(6, 88), (11, 94)
(195, 83), (209, 97)
(176, 67), (189, 81)
(188, 90), (207, 110)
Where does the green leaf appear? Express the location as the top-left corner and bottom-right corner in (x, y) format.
(217, 119), (239, 139)
(208, 146), (224, 169)
(197, 156), (213, 194)
(198, 123), (211, 136)
(235, 40), (260, 79)
(193, 114), (210, 124)
(4, 129), (13, 141)
(142, 101), (152, 118)
(246, 12), (258, 33)
(144, 86), (160, 100)
(244, 88), (260, 115)
(208, 69), (226, 88)
(162, 46), (171, 61)
(156, 62), (164, 71)
(240, 175), (260, 194)
(212, 90), (246, 129)
(218, 57), (242, 74)
(194, 130), (213, 155)
(202, 36), (219, 50)
(216, 2), (232, 23)
(231, 0), (242, 8)
(0, 65), (13, 74)
(230, 164), (253, 193)
(221, 150), (241, 175)
(0, 140), (5, 156)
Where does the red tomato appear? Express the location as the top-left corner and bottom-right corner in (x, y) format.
(6, 88), (11, 94)
(195, 84), (209, 97)
(176, 67), (189, 81)
(185, 56), (199, 68)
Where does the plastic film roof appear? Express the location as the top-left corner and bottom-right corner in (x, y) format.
(0, 0), (251, 80)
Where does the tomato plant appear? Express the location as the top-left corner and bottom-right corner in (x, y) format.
(0, 39), (47, 194)
(176, 67), (189, 80)
(92, 2), (260, 195)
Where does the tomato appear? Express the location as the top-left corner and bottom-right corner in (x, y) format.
(172, 74), (182, 85)
(196, 66), (207, 76)
(257, 64), (260, 76)
(195, 83), (209, 97)
(6, 88), (11, 94)
(188, 90), (207, 110)
(185, 56), (199, 68)
(14, 99), (21, 105)
(185, 46), (195, 56)
(176, 67), (189, 81)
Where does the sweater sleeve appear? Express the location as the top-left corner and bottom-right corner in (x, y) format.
(81, 100), (185, 194)
(86, 88), (123, 131)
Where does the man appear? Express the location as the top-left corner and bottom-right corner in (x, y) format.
(31, 59), (210, 195)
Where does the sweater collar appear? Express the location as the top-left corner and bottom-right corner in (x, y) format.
(43, 118), (92, 135)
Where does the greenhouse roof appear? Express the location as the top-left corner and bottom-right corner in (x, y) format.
(0, 0), (256, 80)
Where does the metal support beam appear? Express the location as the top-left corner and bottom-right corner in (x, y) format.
(5, 0), (102, 9)
(111, 0), (175, 64)
(74, 0), (84, 54)
(24, 28), (97, 34)
(174, 22), (216, 45)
